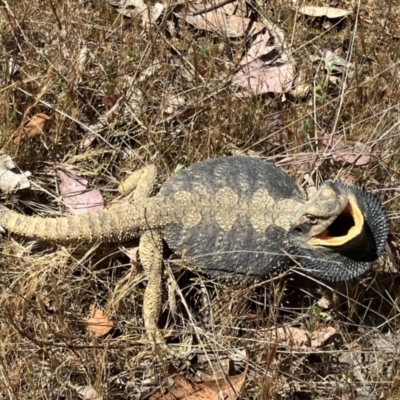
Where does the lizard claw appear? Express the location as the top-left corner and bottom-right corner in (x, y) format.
(149, 328), (193, 358)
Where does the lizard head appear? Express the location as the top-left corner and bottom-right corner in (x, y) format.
(287, 181), (389, 281)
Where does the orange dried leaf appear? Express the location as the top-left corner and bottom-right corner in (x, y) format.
(202, 368), (247, 400)
(13, 113), (51, 144)
(87, 305), (113, 337)
(150, 362), (247, 400)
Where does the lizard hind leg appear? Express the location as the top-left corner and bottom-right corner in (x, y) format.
(120, 164), (181, 355)
(139, 231), (168, 351)
(140, 230), (186, 357)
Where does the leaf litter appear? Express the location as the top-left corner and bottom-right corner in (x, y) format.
(149, 360), (248, 400)
(87, 304), (114, 337)
(0, 155), (31, 192)
(319, 135), (372, 166)
(109, 0), (296, 97)
(233, 21), (296, 96)
(57, 170), (104, 214)
(273, 326), (337, 350)
(185, 11), (264, 38)
(108, 0), (165, 27)
(298, 5), (351, 19)
(12, 113), (52, 144)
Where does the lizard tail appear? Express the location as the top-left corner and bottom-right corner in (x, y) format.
(0, 197), (167, 243)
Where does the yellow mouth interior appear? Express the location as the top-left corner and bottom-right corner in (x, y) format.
(309, 196), (364, 246)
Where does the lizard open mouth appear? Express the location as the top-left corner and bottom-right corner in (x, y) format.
(309, 196), (364, 246)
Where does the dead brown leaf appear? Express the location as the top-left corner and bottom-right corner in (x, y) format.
(233, 59), (295, 95)
(57, 170), (105, 214)
(233, 29), (295, 95)
(150, 363), (248, 400)
(238, 31), (273, 65)
(185, 11), (264, 38)
(299, 6), (351, 18)
(202, 369), (247, 400)
(12, 113), (52, 144)
(275, 326), (336, 350)
(319, 136), (371, 166)
(87, 304), (114, 337)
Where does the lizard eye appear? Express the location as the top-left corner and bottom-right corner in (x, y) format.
(306, 215), (318, 225)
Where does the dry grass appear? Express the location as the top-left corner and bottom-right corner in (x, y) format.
(1, 0), (400, 398)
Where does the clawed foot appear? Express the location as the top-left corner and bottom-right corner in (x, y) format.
(147, 329), (192, 358)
